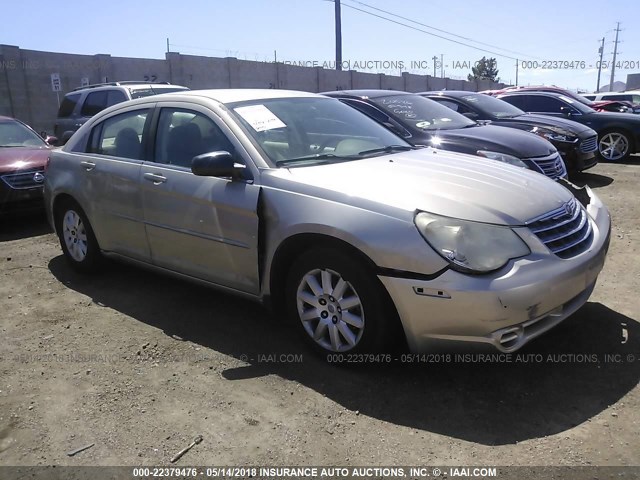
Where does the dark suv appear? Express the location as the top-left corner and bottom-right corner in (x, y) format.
(53, 81), (189, 145)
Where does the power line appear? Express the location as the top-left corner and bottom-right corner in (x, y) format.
(343, 0), (541, 60)
(339, 2), (520, 61)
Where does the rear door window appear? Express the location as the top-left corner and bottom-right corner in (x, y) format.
(81, 91), (109, 116)
(89, 109), (150, 160)
(58, 93), (81, 118)
(106, 90), (128, 107)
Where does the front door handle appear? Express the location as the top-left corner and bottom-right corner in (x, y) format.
(80, 161), (96, 171)
(143, 173), (167, 184)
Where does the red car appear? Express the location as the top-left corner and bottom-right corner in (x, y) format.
(486, 85), (636, 114)
(0, 116), (56, 215)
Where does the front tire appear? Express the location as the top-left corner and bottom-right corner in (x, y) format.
(285, 247), (398, 354)
(55, 199), (102, 272)
(598, 130), (631, 161)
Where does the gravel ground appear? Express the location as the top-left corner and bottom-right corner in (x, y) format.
(0, 159), (638, 469)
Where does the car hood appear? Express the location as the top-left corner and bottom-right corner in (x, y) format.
(264, 148), (574, 225)
(425, 124), (556, 158)
(0, 147), (50, 174)
(511, 114), (596, 137)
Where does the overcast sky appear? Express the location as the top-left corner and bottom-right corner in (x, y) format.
(3, 0), (639, 92)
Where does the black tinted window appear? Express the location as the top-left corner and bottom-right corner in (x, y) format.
(106, 90), (127, 107)
(81, 91), (108, 116)
(500, 95), (528, 110)
(527, 96), (566, 113)
(58, 93), (81, 118)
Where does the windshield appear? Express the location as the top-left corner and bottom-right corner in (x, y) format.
(459, 93), (525, 118)
(371, 94), (476, 131)
(228, 97), (412, 167)
(558, 95), (596, 114)
(0, 119), (47, 148)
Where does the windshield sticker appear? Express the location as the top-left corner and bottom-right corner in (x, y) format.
(416, 121), (431, 128)
(234, 105), (286, 132)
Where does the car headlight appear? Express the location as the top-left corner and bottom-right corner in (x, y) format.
(530, 127), (578, 143)
(415, 212), (531, 274)
(476, 150), (527, 168)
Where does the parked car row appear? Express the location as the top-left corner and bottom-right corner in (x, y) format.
(39, 88), (611, 358)
(323, 89), (590, 177)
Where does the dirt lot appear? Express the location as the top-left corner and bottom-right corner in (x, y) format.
(1, 159), (639, 469)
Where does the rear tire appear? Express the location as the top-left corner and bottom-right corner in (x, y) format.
(285, 247), (400, 355)
(55, 199), (102, 272)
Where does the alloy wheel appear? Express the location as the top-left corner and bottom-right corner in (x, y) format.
(296, 268), (365, 352)
(599, 132), (629, 161)
(62, 209), (88, 262)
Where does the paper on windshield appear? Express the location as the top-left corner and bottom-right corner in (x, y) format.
(234, 105), (286, 132)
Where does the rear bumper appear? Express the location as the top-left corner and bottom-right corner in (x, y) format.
(379, 191), (611, 353)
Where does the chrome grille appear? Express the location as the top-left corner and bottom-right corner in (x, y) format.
(1, 169), (45, 190)
(528, 153), (567, 180)
(580, 135), (597, 153)
(527, 198), (592, 259)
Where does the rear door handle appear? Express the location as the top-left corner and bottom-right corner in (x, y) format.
(80, 161), (96, 171)
(143, 173), (167, 184)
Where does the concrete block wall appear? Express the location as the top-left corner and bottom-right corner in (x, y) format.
(0, 44), (507, 133)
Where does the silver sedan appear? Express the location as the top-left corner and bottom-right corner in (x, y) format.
(44, 89), (611, 354)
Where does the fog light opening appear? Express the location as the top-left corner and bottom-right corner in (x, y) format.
(499, 330), (521, 349)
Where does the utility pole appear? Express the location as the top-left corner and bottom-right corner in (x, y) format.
(609, 22), (621, 91)
(432, 56), (438, 77)
(440, 54), (444, 78)
(335, 0), (342, 71)
(596, 37), (605, 92)
(515, 59), (519, 86)
(166, 38), (170, 53)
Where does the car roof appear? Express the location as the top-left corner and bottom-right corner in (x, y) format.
(161, 88), (324, 104)
(498, 90), (567, 98)
(322, 89), (412, 99)
(420, 91), (483, 98)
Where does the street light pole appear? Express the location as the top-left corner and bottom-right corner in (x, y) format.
(335, 0), (342, 71)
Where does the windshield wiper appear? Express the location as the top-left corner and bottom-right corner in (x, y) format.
(275, 153), (358, 167)
(357, 145), (415, 156)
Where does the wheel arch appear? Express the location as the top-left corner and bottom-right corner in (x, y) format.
(269, 232), (408, 350)
(268, 233), (380, 313)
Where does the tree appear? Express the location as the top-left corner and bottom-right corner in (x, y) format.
(468, 57), (500, 82)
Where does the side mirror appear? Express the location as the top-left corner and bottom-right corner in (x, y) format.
(45, 136), (58, 146)
(462, 112), (479, 120)
(191, 151), (246, 179)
